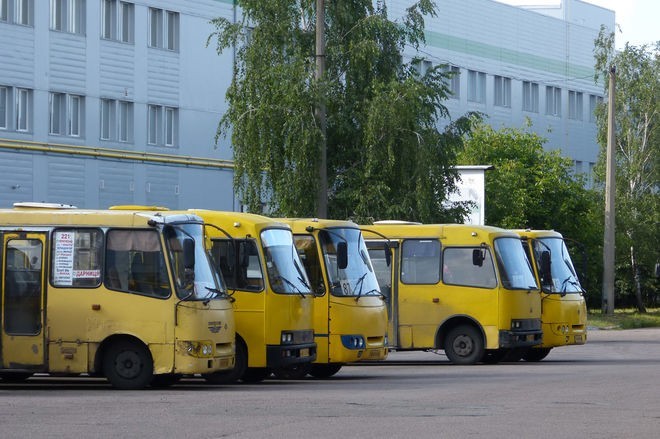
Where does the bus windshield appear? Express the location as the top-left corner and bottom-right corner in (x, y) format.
(164, 223), (225, 301)
(494, 237), (538, 290)
(261, 228), (311, 295)
(320, 228), (381, 298)
(534, 238), (582, 293)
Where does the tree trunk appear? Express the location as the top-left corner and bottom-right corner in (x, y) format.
(631, 245), (646, 313)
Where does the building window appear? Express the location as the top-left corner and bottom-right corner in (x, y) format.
(568, 90), (583, 120)
(50, 92), (84, 137)
(467, 70), (486, 104)
(441, 65), (460, 99)
(1, 0), (8, 21)
(50, 0), (85, 34)
(101, 98), (133, 142)
(545, 86), (561, 117)
(148, 104), (177, 147)
(522, 81), (539, 113)
(589, 94), (603, 122)
(413, 59), (433, 78)
(148, 7), (178, 51)
(0, 86), (7, 129)
(16, 0), (32, 25)
(493, 75), (511, 107)
(102, 0), (134, 43)
(16, 88), (30, 132)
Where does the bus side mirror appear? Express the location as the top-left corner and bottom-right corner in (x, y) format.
(337, 241), (348, 270)
(472, 249), (484, 267)
(384, 243), (391, 267)
(183, 238), (195, 270)
(540, 250), (552, 287)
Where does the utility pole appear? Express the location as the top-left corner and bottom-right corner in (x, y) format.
(315, 0), (327, 218)
(602, 65), (616, 315)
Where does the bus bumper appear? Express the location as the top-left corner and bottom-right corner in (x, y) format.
(266, 342), (317, 369)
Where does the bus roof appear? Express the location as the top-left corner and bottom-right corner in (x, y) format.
(361, 223), (519, 243)
(276, 218), (359, 233)
(188, 210), (291, 238)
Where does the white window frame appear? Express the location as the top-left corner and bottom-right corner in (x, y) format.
(494, 75), (511, 108)
(568, 90), (583, 121)
(50, 0), (84, 34)
(16, 0), (31, 25)
(148, 104), (177, 147)
(147, 104), (160, 145)
(522, 81), (539, 113)
(0, 86), (7, 129)
(100, 98), (115, 140)
(68, 94), (82, 136)
(149, 7), (178, 51)
(589, 94), (602, 123)
(545, 86), (561, 117)
(118, 100), (132, 142)
(467, 70), (486, 104)
(164, 106), (176, 146)
(16, 87), (30, 132)
(103, 0), (133, 43)
(49, 92), (65, 135)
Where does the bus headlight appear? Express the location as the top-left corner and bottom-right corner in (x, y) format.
(341, 335), (365, 350)
(178, 341), (214, 358)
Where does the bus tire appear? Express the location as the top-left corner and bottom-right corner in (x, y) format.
(0, 372), (33, 382)
(204, 340), (247, 384)
(103, 339), (154, 390)
(522, 347), (552, 362)
(151, 374), (182, 387)
(241, 368), (269, 383)
(309, 363), (342, 379)
(272, 363), (310, 380)
(482, 349), (508, 364)
(444, 325), (484, 365)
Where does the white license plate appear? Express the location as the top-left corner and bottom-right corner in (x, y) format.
(300, 348), (310, 357)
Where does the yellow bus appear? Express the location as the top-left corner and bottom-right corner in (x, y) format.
(514, 229), (587, 361)
(0, 203), (235, 389)
(361, 222), (542, 365)
(189, 210), (316, 383)
(281, 219), (389, 378)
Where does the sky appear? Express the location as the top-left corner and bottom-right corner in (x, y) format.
(495, 0), (659, 49)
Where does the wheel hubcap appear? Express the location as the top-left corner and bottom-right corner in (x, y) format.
(452, 334), (474, 357)
(116, 351), (141, 379)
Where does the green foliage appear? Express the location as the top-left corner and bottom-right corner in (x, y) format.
(593, 29), (659, 310)
(208, 1), (473, 222)
(587, 309), (660, 329)
(457, 121), (604, 306)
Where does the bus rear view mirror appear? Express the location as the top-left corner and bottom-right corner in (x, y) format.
(540, 250), (552, 288)
(472, 249), (485, 267)
(337, 241), (348, 270)
(183, 238), (195, 270)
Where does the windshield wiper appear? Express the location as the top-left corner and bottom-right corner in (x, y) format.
(204, 286), (235, 303)
(274, 275), (307, 298)
(353, 272), (368, 302)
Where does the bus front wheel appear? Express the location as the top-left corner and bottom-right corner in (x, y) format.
(522, 347), (552, 362)
(444, 325), (484, 365)
(309, 363), (342, 379)
(204, 340), (247, 384)
(103, 339), (154, 390)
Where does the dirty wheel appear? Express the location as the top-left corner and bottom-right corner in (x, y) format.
(444, 325), (484, 365)
(273, 363), (310, 380)
(522, 347), (552, 362)
(204, 339), (247, 384)
(309, 363), (342, 379)
(103, 339), (153, 390)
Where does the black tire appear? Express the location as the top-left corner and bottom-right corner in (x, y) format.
(103, 339), (153, 390)
(482, 349), (508, 364)
(502, 348), (526, 362)
(240, 368), (269, 383)
(309, 363), (342, 379)
(522, 347), (552, 362)
(150, 374), (182, 388)
(204, 339), (247, 384)
(444, 325), (484, 365)
(0, 372), (33, 383)
(272, 363), (311, 380)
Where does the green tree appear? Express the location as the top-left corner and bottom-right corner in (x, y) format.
(457, 122), (603, 305)
(208, 1), (473, 222)
(593, 29), (659, 312)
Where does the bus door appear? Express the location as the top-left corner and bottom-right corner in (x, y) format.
(366, 241), (398, 345)
(1, 232), (47, 370)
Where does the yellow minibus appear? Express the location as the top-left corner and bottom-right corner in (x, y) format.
(281, 219), (388, 378)
(189, 210), (316, 383)
(361, 222), (542, 364)
(0, 203), (234, 389)
(514, 229), (587, 361)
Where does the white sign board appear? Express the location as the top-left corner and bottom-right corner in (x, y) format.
(448, 166), (492, 225)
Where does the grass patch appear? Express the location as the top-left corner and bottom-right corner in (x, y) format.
(587, 308), (660, 329)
